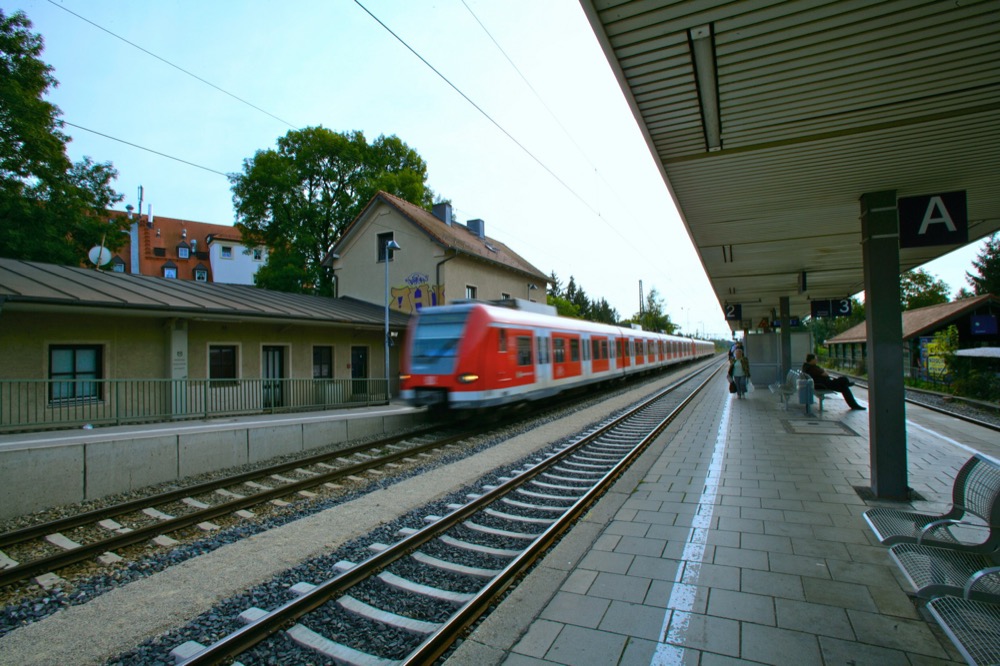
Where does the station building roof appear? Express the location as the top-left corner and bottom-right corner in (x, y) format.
(580, 1), (1000, 331)
(0, 257), (409, 330)
(826, 294), (998, 345)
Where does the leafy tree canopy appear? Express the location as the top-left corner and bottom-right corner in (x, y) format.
(626, 286), (676, 333)
(966, 232), (1000, 296)
(230, 126), (432, 295)
(546, 273), (620, 324)
(0, 10), (124, 265)
(900, 268), (950, 310)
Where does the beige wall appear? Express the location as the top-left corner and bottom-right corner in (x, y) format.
(0, 310), (398, 383)
(0, 311), (170, 380)
(441, 257), (544, 304)
(334, 206), (446, 313)
(333, 203), (546, 313)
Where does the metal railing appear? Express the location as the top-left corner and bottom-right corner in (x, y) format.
(0, 378), (390, 433)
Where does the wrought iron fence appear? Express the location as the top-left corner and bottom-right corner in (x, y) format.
(0, 377), (390, 432)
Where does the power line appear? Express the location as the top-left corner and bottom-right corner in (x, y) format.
(62, 121), (229, 177)
(45, 0), (299, 130)
(354, 0), (602, 220)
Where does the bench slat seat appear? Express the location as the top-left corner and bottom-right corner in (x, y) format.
(889, 543), (1000, 599)
(863, 455), (1000, 551)
(928, 596), (1000, 666)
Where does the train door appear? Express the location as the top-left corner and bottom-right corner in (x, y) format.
(535, 331), (551, 387)
(262, 345), (284, 408)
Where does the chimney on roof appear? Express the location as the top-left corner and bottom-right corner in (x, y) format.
(467, 218), (485, 239)
(432, 202), (453, 226)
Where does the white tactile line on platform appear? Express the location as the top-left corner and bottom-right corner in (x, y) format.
(651, 395), (731, 666)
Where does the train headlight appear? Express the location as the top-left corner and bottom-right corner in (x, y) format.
(457, 373), (480, 384)
(399, 374), (411, 381)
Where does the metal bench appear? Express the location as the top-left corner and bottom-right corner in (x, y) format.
(768, 369), (836, 414)
(863, 455), (1000, 550)
(889, 543), (1000, 599)
(927, 569), (1000, 666)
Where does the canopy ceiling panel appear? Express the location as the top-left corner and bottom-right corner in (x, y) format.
(581, 0), (1000, 330)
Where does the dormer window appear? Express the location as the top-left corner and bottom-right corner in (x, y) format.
(177, 240), (191, 260)
(110, 256), (126, 273)
(377, 232), (395, 262)
(162, 260), (178, 279)
(193, 263), (208, 282)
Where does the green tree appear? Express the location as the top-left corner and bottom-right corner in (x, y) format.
(631, 287), (677, 333)
(0, 10), (124, 265)
(230, 126), (432, 295)
(966, 233), (1000, 296)
(900, 268), (950, 310)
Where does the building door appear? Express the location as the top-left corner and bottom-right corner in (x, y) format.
(263, 346), (284, 408)
(351, 346), (368, 398)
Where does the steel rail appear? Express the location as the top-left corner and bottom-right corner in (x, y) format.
(0, 424), (443, 549)
(177, 362), (723, 665)
(0, 428), (477, 589)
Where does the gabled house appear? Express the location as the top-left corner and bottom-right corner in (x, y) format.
(106, 210), (267, 285)
(324, 192), (549, 314)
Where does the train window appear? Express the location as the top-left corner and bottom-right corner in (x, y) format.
(516, 336), (532, 366)
(570, 339), (580, 362)
(536, 336), (549, 364)
(498, 328), (508, 352)
(591, 339), (599, 360)
(553, 338), (566, 363)
(582, 339), (590, 361)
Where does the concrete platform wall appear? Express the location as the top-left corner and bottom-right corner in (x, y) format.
(0, 409), (425, 521)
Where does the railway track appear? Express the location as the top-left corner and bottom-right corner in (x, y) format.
(0, 358), (722, 600)
(170, 363), (721, 665)
(0, 425), (477, 591)
(848, 378), (1000, 433)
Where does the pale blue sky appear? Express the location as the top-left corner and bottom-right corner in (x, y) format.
(7, 0), (986, 337)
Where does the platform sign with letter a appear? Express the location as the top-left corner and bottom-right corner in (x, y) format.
(898, 191), (968, 248)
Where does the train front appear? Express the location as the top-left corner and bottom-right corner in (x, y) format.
(400, 304), (486, 409)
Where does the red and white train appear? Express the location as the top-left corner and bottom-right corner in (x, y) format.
(400, 300), (716, 410)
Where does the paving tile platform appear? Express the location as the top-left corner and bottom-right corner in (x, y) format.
(447, 377), (999, 665)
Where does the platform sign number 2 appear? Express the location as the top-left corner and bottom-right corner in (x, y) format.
(724, 304), (742, 321)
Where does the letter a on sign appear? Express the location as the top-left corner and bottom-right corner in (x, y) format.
(898, 191), (968, 248)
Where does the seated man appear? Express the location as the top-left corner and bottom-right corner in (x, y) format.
(801, 354), (865, 410)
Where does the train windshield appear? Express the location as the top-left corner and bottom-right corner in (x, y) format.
(409, 310), (470, 374)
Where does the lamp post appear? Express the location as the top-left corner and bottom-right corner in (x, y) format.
(384, 239), (401, 400)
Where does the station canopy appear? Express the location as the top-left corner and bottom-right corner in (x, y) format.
(580, 0), (1000, 331)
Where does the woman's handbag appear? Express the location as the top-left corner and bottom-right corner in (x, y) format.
(747, 379), (754, 393)
(729, 381), (737, 393)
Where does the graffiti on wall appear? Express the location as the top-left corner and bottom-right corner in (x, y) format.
(390, 272), (444, 313)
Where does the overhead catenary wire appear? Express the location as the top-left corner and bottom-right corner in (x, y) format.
(61, 121), (229, 177)
(44, 0), (299, 131)
(354, 0), (662, 282)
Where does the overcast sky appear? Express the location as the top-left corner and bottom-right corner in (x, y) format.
(9, 0), (987, 338)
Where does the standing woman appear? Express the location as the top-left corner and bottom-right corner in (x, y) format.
(729, 348), (751, 399)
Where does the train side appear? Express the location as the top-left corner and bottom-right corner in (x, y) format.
(400, 302), (715, 410)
